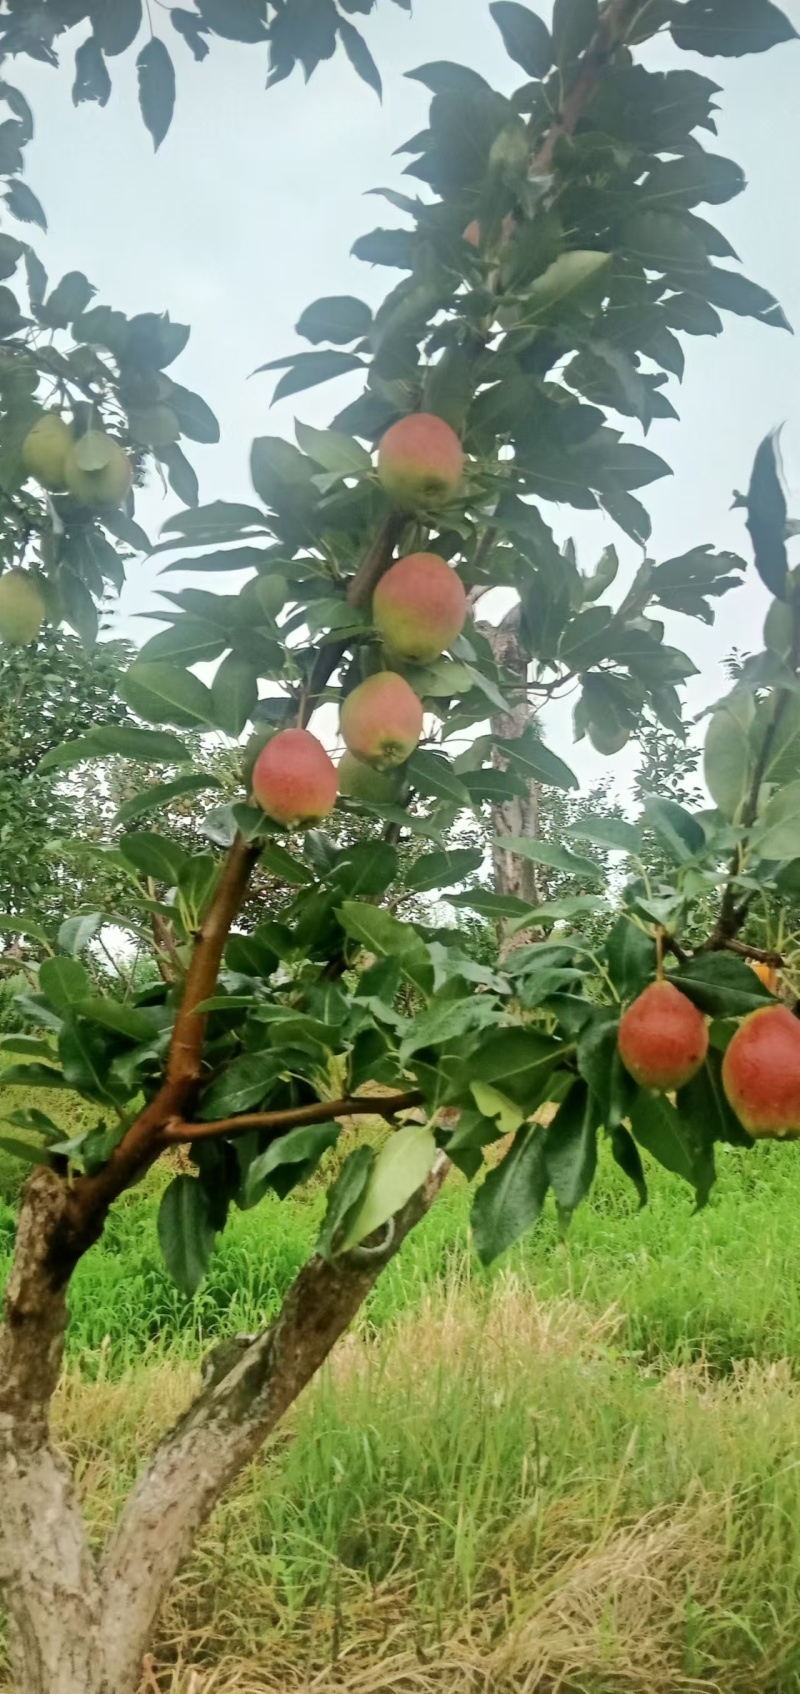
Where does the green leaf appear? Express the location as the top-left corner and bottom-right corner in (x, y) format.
(57, 914), (102, 956)
(0, 1136), (53, 1168)
(317, 1144), (375, 1261)
(39, 725), (188, 774)
(544, 1081), (598, 1218)
(677, 1050), (753, 1151)
(295, 420), (371, 475)
(119, 833), (189, 886)
(0, 1037), (56, 1061)
(159, 443), (199, 507)
(158, 1176), (217, 1296)
(0, 913), (51, 948)
(610, 1125), (647, 1208)
(525, 250), (610, 318)
(211, 652), (258, 738)
(136, 37), (175, 150)
(470, 1081), (524, 1136)
(496, 836), (604, 883)
(406, 750), (472, 808)
(245, 1121), (340, 1205)
(337, 902), (433, 993)
(341, 1124), (436, 1251)
(631, 1089), (715, 1206)
(471, 1125), (548, 1264)
(295, 296), (372, 345)
(605, 918), (656, 1000)
(328, 842), (399, 899)
(4, 179), (47, 233)
(552, 0), (598, 64)
(338, 18), (382, 96)
(196, 0), (268, 40)
(168, 382), (220, 443)
(500, 730), (578, 791)
(39, 957), (91, 1012)
(0, 1065), (68, 1091)
(254, 350), (365, 401)
(92, 0), (142, 54)
(41, 271), (95, 329)
(576, 1018), (636, 1128)
(199, 1051), (285, 1119)
(671, 0), (798, 56)
(469, 1027), (563, 1112)
(112, 773), (220, 829)
(59, 1016), (122, 1106)
(673, 953), (774, 1016)
(122, 662), (213, 730)
(641, 796), (705, 861)
(490, 2), (553, 75)
(160, 501), (268, 544)
(644, 151), (745, 210)
(703, 692), (755, 819)
(565, 817), (640, 855)
(72, 998), (162, 1043)
(755, 780), (800, 859)
(741, 433), (789, 600)
(404, 848), (483, 893)
(73, 35), (111, 108)
(704, 267), (790, 331)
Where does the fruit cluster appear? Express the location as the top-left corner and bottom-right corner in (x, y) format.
(618, 979), (800, 1140)
(252, 413), (466, 829)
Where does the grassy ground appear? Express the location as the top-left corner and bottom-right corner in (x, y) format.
(4, 1069), (800, 1690)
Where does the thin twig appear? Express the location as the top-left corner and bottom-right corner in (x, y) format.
(161, 1090), (424, 1147)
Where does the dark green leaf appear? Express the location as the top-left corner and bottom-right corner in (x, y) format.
(576, 1018), (637, 1128)
(4, 179), (47, 232)
(59, 1016), (123, 1106)
(168, 382), (220, 443)
(544, 1080), (597, 1217)
(73, 35), (111, 107)
(39, 725), (189, 774)
(245, 1120), (340, 1205)
(677, 1049), (754, 1150)
(121, 661), (213, 730)
(39, 957), (90, 1012)
(704, 267), (790, 330)
(741, 432), (788, 600)
(158, 1176), (217, 1296)
(211, 652), (258, 738)
(471, 1125), (548, 1264)
(490, 3), (553, 75)
(404, 848), (483, 893)
(317, 1144), (375, 1261)
(631, 1088), (715, 1206)
(671, 0), (797, 56)
(673, 952), (774, 1016)
(605, 917), (656, 999)
(338, 18), (381, 96)
(295, 295), (372, 345)
(196, 0), (268, 39)
(552, 0), (598, 65)
(255, 349), (365, 401)
(91, 0), (142, 54)
(57, 914), (102, 956)
(469, 1027), (563, 1112)
(0, 1137), (53, 1169)
(119, 832), (188, 886)
(136, 37), (175, 150)
(0, 1065), (67, 1091)
(610, 1124), (647, 1207)
(642, 795), (705, 860)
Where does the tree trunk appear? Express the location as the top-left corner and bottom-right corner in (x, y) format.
(480, 608), (544, 951)
(0, 1161), (449, 1694)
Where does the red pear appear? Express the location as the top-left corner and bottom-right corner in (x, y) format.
(377, 414), (463, 510)
(252, 728), (337, 828)
(373, 553), (467, 664)
(340, 672), (423, 770)
(618, 980), (708, 1092)
(722, 1006), (800, 1139)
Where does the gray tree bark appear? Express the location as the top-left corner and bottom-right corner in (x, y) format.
(480, 607), (544, 949)
(0, 1161), (448, 1694)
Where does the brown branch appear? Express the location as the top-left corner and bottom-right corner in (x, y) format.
(707, 938), (785, 968)
(161, 1089), (424, 1147)
(301, 512), (405, 725)
(531, 0), (640, 176)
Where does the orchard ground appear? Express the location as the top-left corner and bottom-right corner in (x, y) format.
(5, 1066), (800, 1693)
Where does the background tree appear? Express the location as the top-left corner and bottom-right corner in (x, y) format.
(0, 3), (798, 1692)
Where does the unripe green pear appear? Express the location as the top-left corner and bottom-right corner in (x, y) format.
(618, 980), (708, 1092)
(340, 672), (423, 771)
(252, 727), (337, 827)
(722, 1005), (800, 1138)
(373, 553), (467, 664)
(337, 750), (404, 804)
(587, 720), (630, 756)
(21, 413), (73, 492)
(377, 414), (463, 511)
(0, 570), (46, 645)
(64, 431), (133, 508)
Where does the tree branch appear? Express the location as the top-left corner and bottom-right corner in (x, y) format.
(161, 1089), (424, 1146)
(98, 1155), (450, 1693)
(531, 0), (640, 176)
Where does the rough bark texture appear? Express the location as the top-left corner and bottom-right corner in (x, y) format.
(0, 1160), (448, 1694)
(0, 1171), (103, 1694)
(480, 609), (544, 955)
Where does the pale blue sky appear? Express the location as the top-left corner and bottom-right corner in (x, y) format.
(15, 2), (800, 785)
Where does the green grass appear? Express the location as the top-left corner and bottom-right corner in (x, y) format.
(1, 1133), (794, 1379)
(6, 1067), (800, 1691)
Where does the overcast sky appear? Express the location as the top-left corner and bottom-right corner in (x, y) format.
(14, 2), (800, 790)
